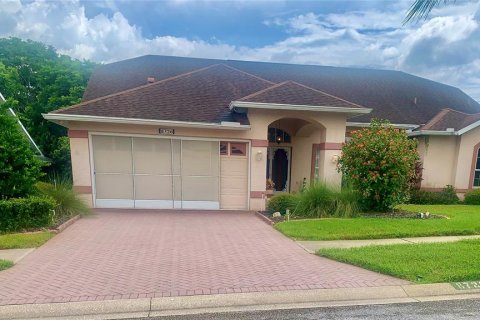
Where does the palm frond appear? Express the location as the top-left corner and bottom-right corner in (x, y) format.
(404, 0), (452, 24)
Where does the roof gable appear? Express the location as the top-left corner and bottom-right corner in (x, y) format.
(419, 108), (480, 131)
(237, 81), (366, 109)
(55, 64), (273, 124)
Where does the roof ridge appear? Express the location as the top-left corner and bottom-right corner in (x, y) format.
(421, 108), (452, 130)
(237, 81), (290, 101)
(218, 63), (276, 85)
(54, 64), (222, 113)
(288, 81), (368, 109)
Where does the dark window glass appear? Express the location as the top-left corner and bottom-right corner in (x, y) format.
(220, 141), (228, 155)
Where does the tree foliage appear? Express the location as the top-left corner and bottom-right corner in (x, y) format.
(0, 38), (96, 178)
(0, 103), (43, 199)
(338, 119), (420, 211)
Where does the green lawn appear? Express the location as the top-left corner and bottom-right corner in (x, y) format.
(0, 231), (55, 250)
(275, 205), (480, 240)
(0, 260), (14, 271)
(318, 239), (480, 283)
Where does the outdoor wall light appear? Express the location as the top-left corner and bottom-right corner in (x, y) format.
(331, 154), (340, 163)
(276, 135), (283, 144)
(256, 150), (263, 161)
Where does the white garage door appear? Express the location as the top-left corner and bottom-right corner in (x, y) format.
(92, 135), (220, 209)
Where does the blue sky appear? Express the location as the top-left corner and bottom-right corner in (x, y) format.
(1, 0), (479, 102)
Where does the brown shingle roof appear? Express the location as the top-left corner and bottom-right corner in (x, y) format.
(419, 108), (480, 131)
(55, 64), (274, 124)
(81, 55), (480, 125)
(237, 81), (366, 109)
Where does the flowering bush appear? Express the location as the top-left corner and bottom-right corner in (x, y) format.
(338, 119), (419, 211)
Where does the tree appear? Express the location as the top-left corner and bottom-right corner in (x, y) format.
(0, 102), (43, 199)
(338, 119), (419, 211)
(0, 38), (96, 178)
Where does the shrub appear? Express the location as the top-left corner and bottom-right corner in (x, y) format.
(294, 183), (361, 218)
(0, 196), (55, 233)
(36, 179), (90, 219)
(267, 193), (299, 215)
(409, 185), (459, 205)
(464, 189), (480, 205)
(338, 119), (419, 211)
(0, 104), (43, 199)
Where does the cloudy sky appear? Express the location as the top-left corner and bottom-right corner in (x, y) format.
(1, 0), (479, 102)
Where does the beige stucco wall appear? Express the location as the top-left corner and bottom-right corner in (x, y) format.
(418, 128), (480, 192)
(418, 136), (458, 189)
(454, 126), (480, 190)
(63, 108), (349, 210)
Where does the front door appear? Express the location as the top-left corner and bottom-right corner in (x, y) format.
(267, 147), (291, 192)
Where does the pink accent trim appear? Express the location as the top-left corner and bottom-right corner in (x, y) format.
(316, 142), (343, 150)
(68, 130), (88, 139)
(74, 186), (92, 194)
(469, 142), (480, 189)
(251, 139), (268, 147)
(250, 191), (265, 199)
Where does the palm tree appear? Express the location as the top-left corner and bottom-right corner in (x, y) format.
(404, 0), (453, 23)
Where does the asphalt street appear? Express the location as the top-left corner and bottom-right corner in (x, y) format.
(144, 299), (480, 320)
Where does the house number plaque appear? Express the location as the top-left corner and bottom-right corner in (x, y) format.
(159, 128), (175, 135)
(451, 281), (480, 290)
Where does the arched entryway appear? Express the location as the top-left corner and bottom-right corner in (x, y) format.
(266, 117), (324, 193)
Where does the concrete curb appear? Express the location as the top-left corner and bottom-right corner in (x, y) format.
(1, 283), (480, 320)
(52, 215), (81, 234)
(255, 211), (274, 225)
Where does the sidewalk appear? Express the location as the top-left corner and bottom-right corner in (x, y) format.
(297, 235), (480, 253)
(0, 249), (34, 264)
(1, 283), (479, 319)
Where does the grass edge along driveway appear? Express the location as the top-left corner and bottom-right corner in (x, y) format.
(318, 239), (480, 283)
(0, 231), (54, 250)
(275, 205), (480, 241)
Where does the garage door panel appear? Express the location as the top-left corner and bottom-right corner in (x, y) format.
(182, 141), (219, 176)
(182, 176), (219, 201)
(93, 136), (132, 174)
(134, 175), (172, 200)
(95, 174), (133, 199)
(133, 138), (172, 175)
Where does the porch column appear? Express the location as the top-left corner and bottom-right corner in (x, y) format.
(250, 139), (268, 211)
(69, 130), (94, 207)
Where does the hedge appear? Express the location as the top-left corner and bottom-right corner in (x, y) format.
(267, 193), (299, 215)
(464, 189), (480, 205)
(409, 185), (459, 205)
(0, 197), (56, 233)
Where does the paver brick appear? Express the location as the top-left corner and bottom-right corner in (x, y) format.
(0, 210), (408, 305)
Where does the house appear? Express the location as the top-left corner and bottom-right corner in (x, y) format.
(43, 55), (480, 210)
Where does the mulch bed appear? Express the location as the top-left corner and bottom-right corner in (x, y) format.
(260, 210), (447, 224)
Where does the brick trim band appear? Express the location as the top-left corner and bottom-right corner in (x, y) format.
(316, 142), (343, 150)
(73, 186), (92, 194)
(251, 139), (269, 147)
(68, 130), (89, 139)
(250, 191), (265, 199)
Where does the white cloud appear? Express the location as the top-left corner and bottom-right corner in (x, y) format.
(0, 0), (479, 102)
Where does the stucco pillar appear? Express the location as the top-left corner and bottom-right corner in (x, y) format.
(249, 140), (268, 211)
(69, 130), (93, 207)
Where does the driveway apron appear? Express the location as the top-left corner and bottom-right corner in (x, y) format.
(0, 210), (408, 305)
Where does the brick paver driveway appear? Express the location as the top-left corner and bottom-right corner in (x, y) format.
(0, 210), (408, 305)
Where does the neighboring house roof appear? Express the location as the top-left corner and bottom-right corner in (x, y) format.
(420, 108), (480, 131)
(81, 55), (480, 125)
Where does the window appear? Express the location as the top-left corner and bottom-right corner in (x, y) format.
(474, 149), (480, 187)
(268, 128), (291, 144)
(230, 143), (246, 156)
(220, 141), (228, 155)
(220, 142), (247, 156)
